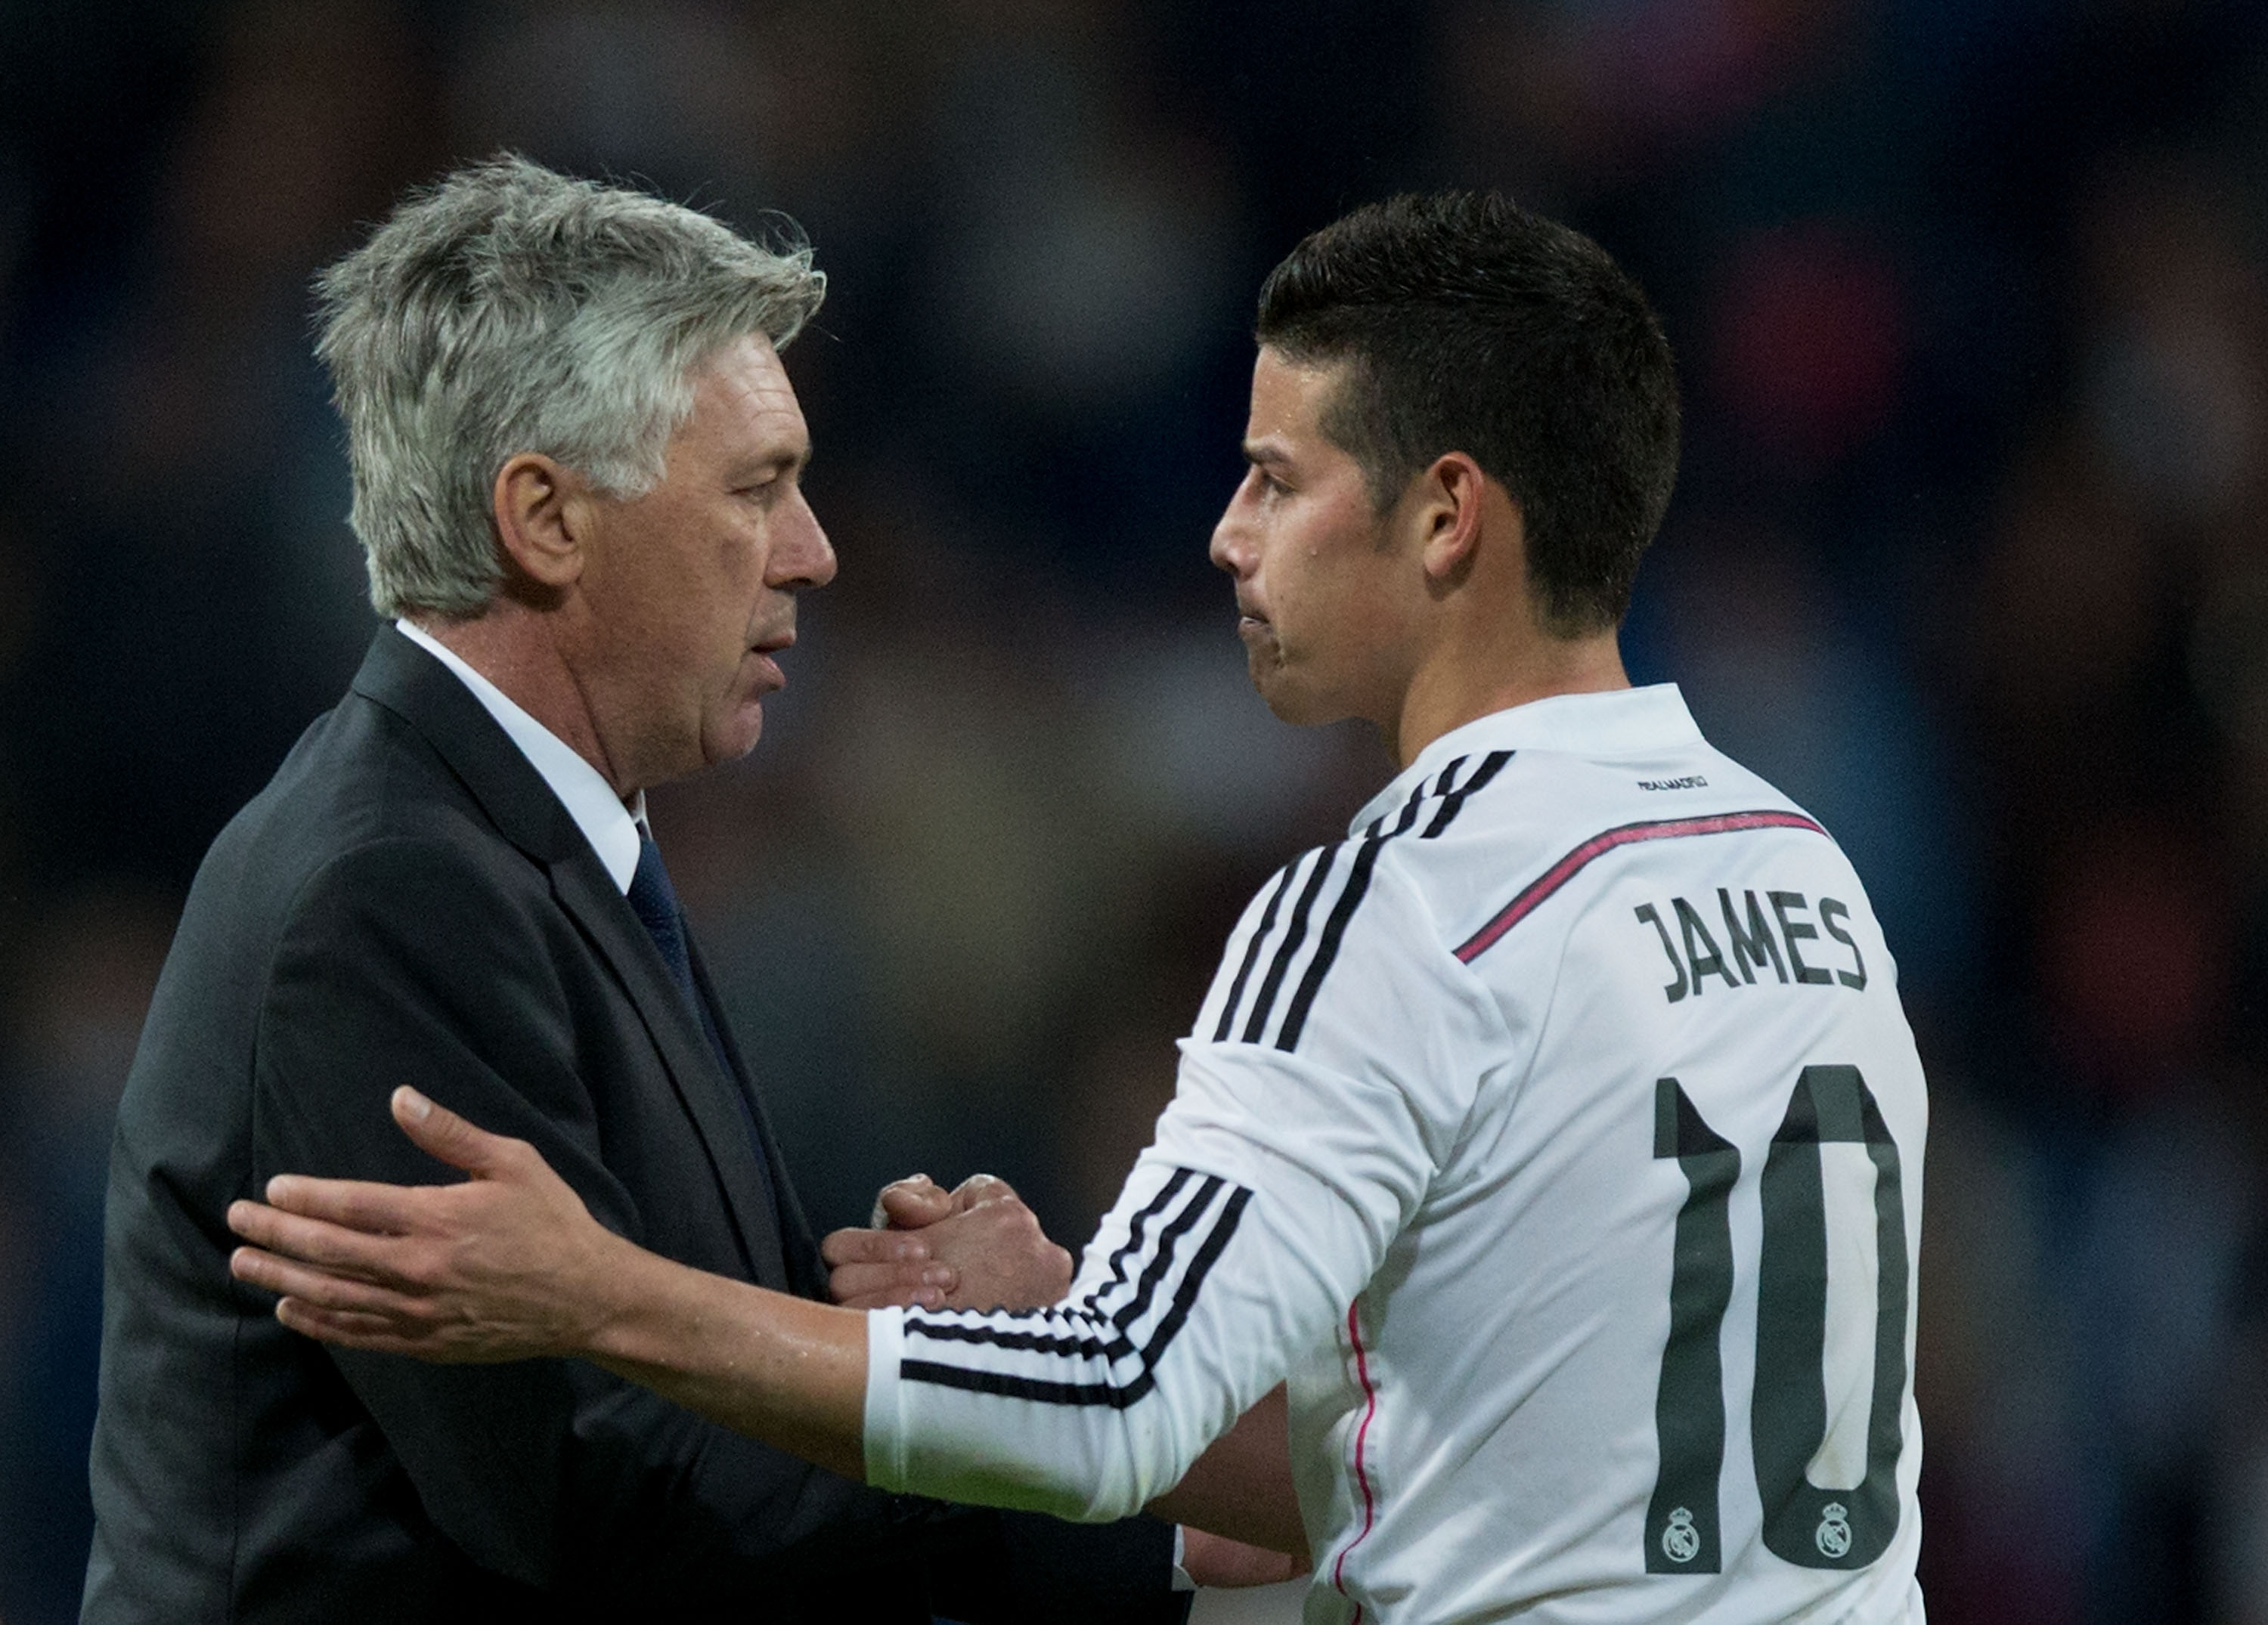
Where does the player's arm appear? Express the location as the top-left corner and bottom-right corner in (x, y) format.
(826, 1178), (1306, 1558)
(231, 1086), (1311, 1532)
(236, 851), (1485, 1548)
(236, 1095), (1309, 1565)
(847, 850), (1490, 1526)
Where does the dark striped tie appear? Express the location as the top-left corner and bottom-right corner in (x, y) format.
(627, 829), (699, 995)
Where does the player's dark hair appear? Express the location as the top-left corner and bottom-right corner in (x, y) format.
(1254, 191), (1680, 637)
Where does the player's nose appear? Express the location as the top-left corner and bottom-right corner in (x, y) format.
(1208, 497), (1254, 577)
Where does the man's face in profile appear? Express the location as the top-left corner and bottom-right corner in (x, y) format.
(567, 333), (836, 785)
(1209, 346), (1423, 732)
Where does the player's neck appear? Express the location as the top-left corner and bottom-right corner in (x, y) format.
(1386, 630), (1631, 769)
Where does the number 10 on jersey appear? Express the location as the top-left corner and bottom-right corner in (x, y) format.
(1645, 1066), (1911, 1574)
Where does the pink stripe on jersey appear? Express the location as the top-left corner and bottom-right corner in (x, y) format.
(1331, 1299), (1382, 1621)
(1454, 809), (1830, 963)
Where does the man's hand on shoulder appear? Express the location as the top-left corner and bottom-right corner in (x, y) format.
(823, 1174), (1071, 1311)
(228, 1087), (638, 1363)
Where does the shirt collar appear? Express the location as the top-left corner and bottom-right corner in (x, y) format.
(395, 619), (646, 894)
(1349, 683), (1704, 834)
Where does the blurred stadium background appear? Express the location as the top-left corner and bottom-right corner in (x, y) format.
(2, 1), (2266, 1619)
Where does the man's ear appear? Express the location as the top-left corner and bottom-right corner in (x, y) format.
(492, 453), (587, 591)
(1415, 451), (1489, 587)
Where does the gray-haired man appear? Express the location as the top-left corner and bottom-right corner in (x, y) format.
(81, 157), (1193, 1623)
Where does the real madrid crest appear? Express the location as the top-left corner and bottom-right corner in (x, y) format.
(1814, 1501), (1853, 1560)
(1660, 1506), (1701, 1565)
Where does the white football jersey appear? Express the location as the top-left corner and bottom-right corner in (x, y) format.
(866, 684), (1927, 1623)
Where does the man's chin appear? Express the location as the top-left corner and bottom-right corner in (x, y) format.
(1249, 667), (1334, 728)
(702, 701), (767, 768)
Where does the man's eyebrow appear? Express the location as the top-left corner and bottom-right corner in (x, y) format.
(1242, 441), (1291, 469)
(735, 444), (812, 481)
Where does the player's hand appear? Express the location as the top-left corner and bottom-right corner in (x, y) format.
(1179, 1528), (1309, 1587)
(823, 1173), (957, 1308)
(823, 1174), (1070, 1311)
(226, 1086), (631, 1362)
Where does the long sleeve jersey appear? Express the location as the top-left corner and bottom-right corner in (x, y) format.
(865, 685), (1928, 1624)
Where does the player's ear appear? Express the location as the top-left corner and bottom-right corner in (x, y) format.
(492, 453), (588, 593)
(1416, 451), (1486, 587)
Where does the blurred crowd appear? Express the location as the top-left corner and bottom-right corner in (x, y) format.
(1, 2), (2264, 1620)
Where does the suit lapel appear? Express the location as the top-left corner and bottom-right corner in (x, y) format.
(687, 936), (820, 1296)
(348, 627), (791, 1287)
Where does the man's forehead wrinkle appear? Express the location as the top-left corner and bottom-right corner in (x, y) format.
(702, 362), (797, 422)
(683, 351), (813, 473)
(696, 333), (798, 411)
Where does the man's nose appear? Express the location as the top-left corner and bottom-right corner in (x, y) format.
(1208, 506), (1250, 577)
(777, 493), (837, 590)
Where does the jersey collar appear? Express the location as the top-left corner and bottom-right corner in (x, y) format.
(1349, 683), (1704, 835)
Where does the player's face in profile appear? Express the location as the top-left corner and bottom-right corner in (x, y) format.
(1210, 348), (1421, 728)
(572, 333), (835, 782)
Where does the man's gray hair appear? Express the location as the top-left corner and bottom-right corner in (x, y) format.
(315, 155), (826, 618)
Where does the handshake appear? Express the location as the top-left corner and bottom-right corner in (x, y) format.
(822, 1172), (1306, 1592)
(820, 1172), (1074, 1314)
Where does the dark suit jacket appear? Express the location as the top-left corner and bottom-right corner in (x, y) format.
(82, 627), (1184, 1623)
